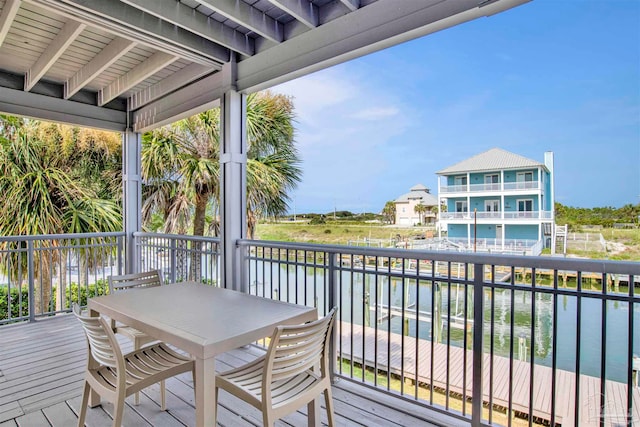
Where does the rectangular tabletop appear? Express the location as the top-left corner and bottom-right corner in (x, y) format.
(88, 282), (318, 426)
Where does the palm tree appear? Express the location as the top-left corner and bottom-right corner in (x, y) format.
(382, 201), (396, 224)
(0, 118), (121, 313)
(414, 203), (428, 225)
(143, 91), (300, 236)
(142, 91), (300, 280)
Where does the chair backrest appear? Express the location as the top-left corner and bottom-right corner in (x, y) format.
(72, 303), (123, 369)
(264, 307), (337, 386)
(108, 269), (163, 294)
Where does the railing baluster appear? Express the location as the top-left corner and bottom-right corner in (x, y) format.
(472, 262), (484, 427)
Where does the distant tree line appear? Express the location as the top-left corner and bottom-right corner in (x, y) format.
(555, 202), (640, 228)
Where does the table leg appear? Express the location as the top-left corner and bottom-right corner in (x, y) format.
(195, 356), (216, 427)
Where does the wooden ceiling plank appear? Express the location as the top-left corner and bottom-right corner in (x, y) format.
(338, 0), (359, 12)
(0, 0), (23, 46)
(25, 18), (85, 91)
(194, 0), (284, 43)
(97, 51), (177, 106)
(65, 37), (136, 99)
(121, 0), (254, 57)
(266, 0), (318, 29)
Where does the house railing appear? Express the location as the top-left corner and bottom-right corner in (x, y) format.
(441, 211), (554, 220)
(440, 182), (541, 194)
(237, 238), (640, 427)
(3, 232), (639, 426)
(0, 232), (125, 324)
(134, 232), (221, 285)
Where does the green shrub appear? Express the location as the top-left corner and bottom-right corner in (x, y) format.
(0, 285), (29, 321)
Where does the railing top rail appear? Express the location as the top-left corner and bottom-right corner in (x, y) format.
(0, 232), (126, 242)
(134, 232), (221, 243)
(238, 239), (640, 275)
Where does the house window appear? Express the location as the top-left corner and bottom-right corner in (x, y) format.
(484, 174), (499, 184)
(455, 201), (468, 213)
(516, 172), (533, 182)
(517, 199), (533, 211)
(485, 200), (500, 212)
(454, 176), (467, 186)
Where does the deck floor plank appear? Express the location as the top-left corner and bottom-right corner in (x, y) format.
(1, 314), (442, 426)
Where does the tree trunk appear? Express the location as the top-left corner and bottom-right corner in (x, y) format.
(190, 193), (208, 281)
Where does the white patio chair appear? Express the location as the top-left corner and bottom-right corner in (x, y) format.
(108, 270), (166, 407)
(72, 303), (194, 427)
(215, 307), (338, 426)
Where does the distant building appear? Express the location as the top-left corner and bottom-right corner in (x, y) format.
(394, 184), (438, 226)
(437, 148), (555, 255)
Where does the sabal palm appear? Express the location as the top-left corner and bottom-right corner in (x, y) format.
(142, 91), (300, 241)
(0, 118), (122, 313)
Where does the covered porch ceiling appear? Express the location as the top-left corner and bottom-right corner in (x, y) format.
(0, 0), (529, 133)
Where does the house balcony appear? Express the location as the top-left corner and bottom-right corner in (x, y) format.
(1, 232), (639, 427)
(440, 182), (541, 194)
(440, 211), (554, 221)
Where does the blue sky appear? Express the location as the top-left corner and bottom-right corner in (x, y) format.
(274, 0), (640, 215)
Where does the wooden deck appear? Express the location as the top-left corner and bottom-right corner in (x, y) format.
(339, 322), (640, 427)
(0, 314), (455, 427)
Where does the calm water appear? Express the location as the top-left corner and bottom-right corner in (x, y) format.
(249, 262), (639, 383)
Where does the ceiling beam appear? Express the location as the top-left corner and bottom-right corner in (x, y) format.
(193, 0), (284, 44)
(128, 63), (213, 111)
(0, 85), (126, 131)
(27, 0), (228, 66)
(98, 52), (177, 107)
(64, 37), (136, 99)
(266, 0), (318, 29)
(132, 72), (224, 133)
(237, 0), (530, 92)
(0, 0), (21, 47)
(25, 19), (85, 91)
(338, 0), (359, 12)
(121, 0), (254, 57)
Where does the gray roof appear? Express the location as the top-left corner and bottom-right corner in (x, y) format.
(395, 184), (438, 206)
(437, 148), (545, 175)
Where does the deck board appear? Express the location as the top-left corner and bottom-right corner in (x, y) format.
(0, 314), (443, 427)
(338, 321), (640, 427)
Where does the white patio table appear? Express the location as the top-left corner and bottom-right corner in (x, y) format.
(88, 281), (318, 427)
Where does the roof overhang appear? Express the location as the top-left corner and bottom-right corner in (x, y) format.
(0, 0), (530, 133)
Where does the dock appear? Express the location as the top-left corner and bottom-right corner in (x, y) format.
(338, 322), (640, 426)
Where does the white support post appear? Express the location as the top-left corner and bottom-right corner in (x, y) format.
(219, 89), (247, 291)
(123, 129), (142, 274)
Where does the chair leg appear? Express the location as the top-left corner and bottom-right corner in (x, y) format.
(112, 391), (125, 427)
(133, 338), (141, 406)
(324, 386), (335, 427)
(77, 381), (90, 427)
(160, 379), (166, 411)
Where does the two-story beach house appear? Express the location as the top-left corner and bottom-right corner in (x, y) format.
(394, 184), (439, 226)
(437, 148), (555, 255)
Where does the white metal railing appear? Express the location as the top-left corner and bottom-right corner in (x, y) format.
(237, 239), (640, 427)
(469, 183), (501, 192)
(503, 181), (540, 190)
(441, 182), (541, 194)
(440, 184), (468, 193)
(441, 211), (553, 220)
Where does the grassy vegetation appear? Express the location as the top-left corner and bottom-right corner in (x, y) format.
(256, 220), (640, 261)
(255, 220), (434, 245)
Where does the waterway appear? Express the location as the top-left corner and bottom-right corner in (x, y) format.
(249, 262), (639, 383)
